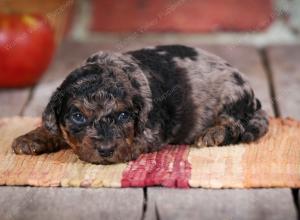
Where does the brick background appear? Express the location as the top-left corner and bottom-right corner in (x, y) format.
(90, 0), (274, 33)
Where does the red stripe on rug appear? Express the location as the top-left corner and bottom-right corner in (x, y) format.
(121, 145), (191, 188)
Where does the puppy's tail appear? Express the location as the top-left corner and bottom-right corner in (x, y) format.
(241, 99), (269, 143)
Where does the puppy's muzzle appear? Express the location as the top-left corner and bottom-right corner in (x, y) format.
(97, 145), (115, 157)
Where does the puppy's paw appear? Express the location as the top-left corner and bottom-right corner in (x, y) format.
(11, 127), (66, 155)
(12, 134), (49, 155)
(196, 126), (227, 147)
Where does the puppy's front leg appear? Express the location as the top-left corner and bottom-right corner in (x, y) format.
(12, 127), (67, 155)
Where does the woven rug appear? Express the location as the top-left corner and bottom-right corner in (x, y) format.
(0, 117), (299, 188)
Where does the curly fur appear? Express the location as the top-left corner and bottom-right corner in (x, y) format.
(12, 45), (269, 164)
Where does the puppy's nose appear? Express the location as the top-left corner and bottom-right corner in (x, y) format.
(97, 146), (115, 157)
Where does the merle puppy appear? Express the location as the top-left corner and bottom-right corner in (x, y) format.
(12, 45), (269, 164)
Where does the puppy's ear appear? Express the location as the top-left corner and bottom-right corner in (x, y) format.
(132, 95), (147, 133)
(42, 88), (65, 135)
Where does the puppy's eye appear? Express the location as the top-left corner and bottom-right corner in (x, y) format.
(117, 112), (130, 123)
(71, 112), (86, 124)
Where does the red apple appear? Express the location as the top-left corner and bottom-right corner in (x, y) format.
(0, 14), (55, 87)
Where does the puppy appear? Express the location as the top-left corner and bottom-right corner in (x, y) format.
(12, 45), (269, 164)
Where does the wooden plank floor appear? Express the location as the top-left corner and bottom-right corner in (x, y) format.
(0, 89), (30, 116)
(267, 45), (300, 120)
(0, 187), (143, 220)
(267, 45), (300, 218)
(0, 42), (298, 220)
(145, 189), (296, 220)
